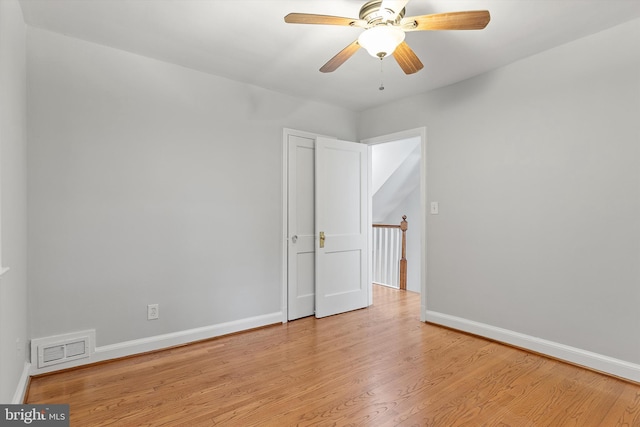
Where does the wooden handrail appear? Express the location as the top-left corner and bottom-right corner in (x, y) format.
(372, 215), (408, 290)
(372, 223), (402, 229)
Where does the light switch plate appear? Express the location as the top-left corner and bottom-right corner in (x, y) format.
(430, 201), (439, 214)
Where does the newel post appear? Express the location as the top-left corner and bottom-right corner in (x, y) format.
(399, 215), (408, 290)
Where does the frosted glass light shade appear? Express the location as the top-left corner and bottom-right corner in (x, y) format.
(358, 26), (405, 58)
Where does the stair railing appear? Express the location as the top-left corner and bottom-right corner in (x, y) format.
(372, 215), (408, 290)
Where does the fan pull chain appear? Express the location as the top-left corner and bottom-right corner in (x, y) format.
(379, 58), (385, 91)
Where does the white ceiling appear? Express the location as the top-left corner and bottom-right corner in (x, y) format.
(18, 0), (640, 111)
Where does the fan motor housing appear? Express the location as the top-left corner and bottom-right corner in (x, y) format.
(359, 0), (405, 25)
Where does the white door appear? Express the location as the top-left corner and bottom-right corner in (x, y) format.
(315, 137), (369, 318)
(287, 134), (316, 320)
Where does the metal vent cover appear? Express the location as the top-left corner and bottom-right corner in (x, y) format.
(32, 330), (95, 368)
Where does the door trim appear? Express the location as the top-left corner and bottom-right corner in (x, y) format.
(361, 127), (427, 321)
(282, 127), (427, 323)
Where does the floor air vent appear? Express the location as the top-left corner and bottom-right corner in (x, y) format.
(32, 330), (95, 368)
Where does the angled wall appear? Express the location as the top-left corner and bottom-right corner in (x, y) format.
(372, 139), (420, 223)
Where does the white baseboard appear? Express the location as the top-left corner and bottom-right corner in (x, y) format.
(426, 310), (640, 383)
(12, 361), (31, 403)
(30, 312), (282, 376)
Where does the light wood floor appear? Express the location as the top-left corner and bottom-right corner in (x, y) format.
(27, 286), (640, 426)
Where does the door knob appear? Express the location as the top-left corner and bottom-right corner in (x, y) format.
(291, 235), (298, 243)
(319, 231), (325, 248)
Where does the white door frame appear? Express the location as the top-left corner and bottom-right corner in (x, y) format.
(282, 127), (427, 323)
(361, 127), (427, 321)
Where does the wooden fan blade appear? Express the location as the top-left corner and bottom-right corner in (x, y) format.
(320, 40), (361, 73)
(401, 10), (490, 31)
(392, 41), (424, 74)
(285, 13), (367, 27)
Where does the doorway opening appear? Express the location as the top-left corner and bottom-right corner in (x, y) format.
(282, 127), (427, 323)
(362, 127), (426, 321)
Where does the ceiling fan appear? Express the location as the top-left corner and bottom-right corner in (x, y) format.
(284, 0), (490, 74)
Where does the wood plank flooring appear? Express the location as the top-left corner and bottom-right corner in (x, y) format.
(26, 286), (640, 426)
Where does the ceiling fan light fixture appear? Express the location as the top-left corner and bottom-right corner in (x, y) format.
(358, 25), (405, 58)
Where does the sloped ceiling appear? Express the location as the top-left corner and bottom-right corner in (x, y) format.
(372, 143), (421, 223)
(18, 0), (640, 111)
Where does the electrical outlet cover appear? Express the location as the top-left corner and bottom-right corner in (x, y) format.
(147, 304), (159, 320)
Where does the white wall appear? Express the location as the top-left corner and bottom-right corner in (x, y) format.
(0, 0), (29, 402)
(27, 28), (358, 353)
(359, 19), (640, 374)
(371, 137), (420, 195)
(371, 139), (421, 223)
